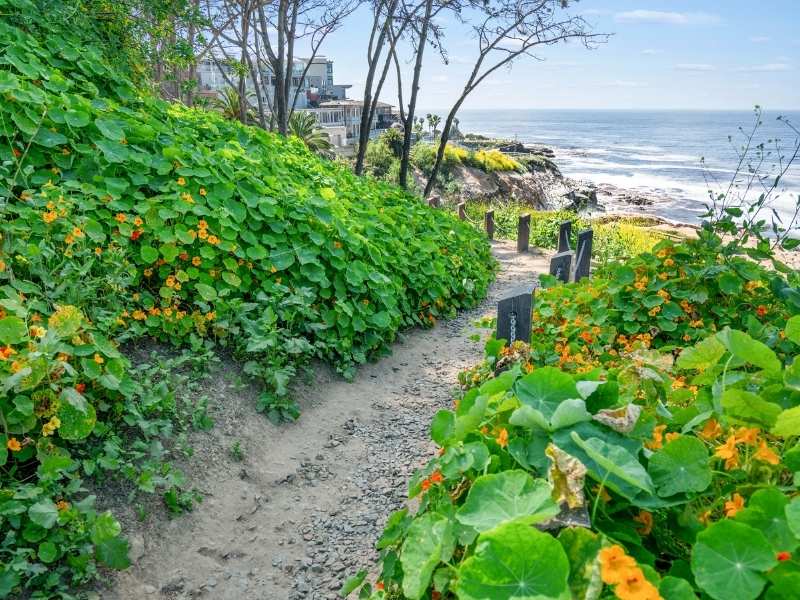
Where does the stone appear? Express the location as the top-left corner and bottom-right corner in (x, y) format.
(574, 229), (593, 282)
(496, 285), (534, 344)
(517, 213), (530, 253)
(427, 195), (441, 208)
(549, 251), (573, 283)
(557, 221), (572, 253)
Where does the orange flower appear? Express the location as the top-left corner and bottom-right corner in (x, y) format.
(198, 219), (208, 230)
(633, 511), (653, 536)
(420, 478), (431, 491)
(192, 256), (202, 266)
(664, 258), (675, 267)
(599, 545), (638, 585)
(734, 427), (760, 447)
(646, 424), (666, 450)
(75, 383), (86, 393)
(114, 213), (126, 223)
(93, 353), (104, 365)
(199, 187), (207, 196)
(207, 235), (219, 245)
(495, 428), (508, 448)
(334, 241), (342, 249)
(714, 435), (740, 470)
(615, 568), (661, 600)
(177, 177), (186, 186)
(429, 470), (444, 484)
(0, 346), (15, 360)
(698, 509), (713, 526)
(777, 551), (792, 562)
(42, 210), (58, 223)
(375, 581), (385, 591)
(579, 331), (593, 343)
(756, 305), (767, 317)
(6, 437), (21, 452)
(724, 493), (745, 518)
(698, 419), (723, 441)
(56, 500), (70, 512)
(754, 439), (780, 465)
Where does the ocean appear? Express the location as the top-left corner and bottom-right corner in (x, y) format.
(451, 109), (800, 230)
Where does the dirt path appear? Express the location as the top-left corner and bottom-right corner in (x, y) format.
(107, 241), (550, 600)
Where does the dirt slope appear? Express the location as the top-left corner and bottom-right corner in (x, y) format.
(105, 241), (550, 600)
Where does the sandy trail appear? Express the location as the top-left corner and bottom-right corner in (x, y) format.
(106, 241), (550, 600)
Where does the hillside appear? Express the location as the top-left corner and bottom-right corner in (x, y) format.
(0, 1), (494, 595)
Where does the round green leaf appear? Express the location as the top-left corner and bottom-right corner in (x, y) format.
(691, 519), (777, 600)
(57, 400), (96, 440)
(456, 521), (570, 600)
(456, 471), (559, 533)
(38, 541), (58, 564)
(514, 367), (580, 419)
(0, 317), (26, 344)
(140, 245), (159, 263)
(735, 488), (798, 553)
(194, 283), (217, 301)
(648, 436), (711, 497)
(28, 499), (58, 529)
(400, 512), (454, 600)
(659, 576), (697, 600)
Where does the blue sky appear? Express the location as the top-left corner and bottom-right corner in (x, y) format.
(320, 1), (800, 110)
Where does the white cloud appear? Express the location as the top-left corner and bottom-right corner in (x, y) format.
(675, 63), (716, 72)
(641, 49), (663, 55)
(601, 80), (642, 88)
(736, 63), (792, 72)
(749, 36), (770, 43)
(581, 9), (610, 17)
(614, 10), (720, 26)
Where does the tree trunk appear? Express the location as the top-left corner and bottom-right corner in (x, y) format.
(424, 97), (466, 197)
(398, 0), (433, 189)
(237, 2), (250, 124)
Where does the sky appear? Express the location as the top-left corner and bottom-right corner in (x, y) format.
(318, 1), (800, 111)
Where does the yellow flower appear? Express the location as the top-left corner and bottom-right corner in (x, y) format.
(7, 437), (21, 452)
(734, 427), (760, 447)
(697, 419), (722, 440)
(115, 213), (127, 223)
(133, 217), (143, 227)
(664, 258), (675, 267)
(614, 568), (661, 600)
(197, 228), (208, 240)
(72, 227), (83, 238)
(199, 187), (207, 196)
(192, 256), (202, 266)
(646, 424), (666, 450)
(177, 177), (186, 186)
(93, 353), (104, 364)
(165, 275), (176, 288)
(42, 211), (58, 223)
(132, 310), (146, 320)
(205, 311), (216, 321)
(198, 219), (208, 230)
(647, 306), (661, 317)
(29, 325), (46, 338)
(181, 192), (194, 204)
(207, 235), (219, 245)
(95, 247), (102, 256)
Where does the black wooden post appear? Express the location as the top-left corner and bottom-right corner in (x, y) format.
(427, 195), (441, 208)
(549, 251), (573, 283)
(485, 210), (495, 240)
(517, 214), (531, 253)
(574, 229), (594, 282)
(458, 202), (466, 220)
(497, 284), (534, 344)
(557, 220), (572, 253)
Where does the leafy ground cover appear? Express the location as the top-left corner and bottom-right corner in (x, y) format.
(345, 223), (800, 599)
(0, 0), (495, 596)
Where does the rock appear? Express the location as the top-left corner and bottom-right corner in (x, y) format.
(563, 186), (599, 212)
(128, 534), (145, 564)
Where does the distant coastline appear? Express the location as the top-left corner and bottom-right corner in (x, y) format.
(446, 108), (800, 229)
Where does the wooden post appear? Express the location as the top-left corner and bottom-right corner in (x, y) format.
(457, 202), (466, 220)
(427, 195), (441, 208)
(558, 220), (572, 253)
(517, 214), (531, 253)
(485, 210), (495, 240)
(574, 229), (594, 282)
(549, 251), (573, 283)
(496, 285), (535, 344)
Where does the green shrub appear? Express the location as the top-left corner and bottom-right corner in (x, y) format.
(345, 228), (800, 600)
(364, 136), (396, 178)
(0, 0), (496, 595)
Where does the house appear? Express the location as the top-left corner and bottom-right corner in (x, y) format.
(196, 55), (350, 110)
(305, 100), (397, 147)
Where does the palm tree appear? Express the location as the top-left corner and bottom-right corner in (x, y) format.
(288, 112), (334, 158)
(413, 118), (425, 142)
(430, 114), (442, 139)
(214, 86), (255, 122)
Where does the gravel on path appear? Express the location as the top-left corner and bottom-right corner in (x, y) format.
(106, 241), (550, 600)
